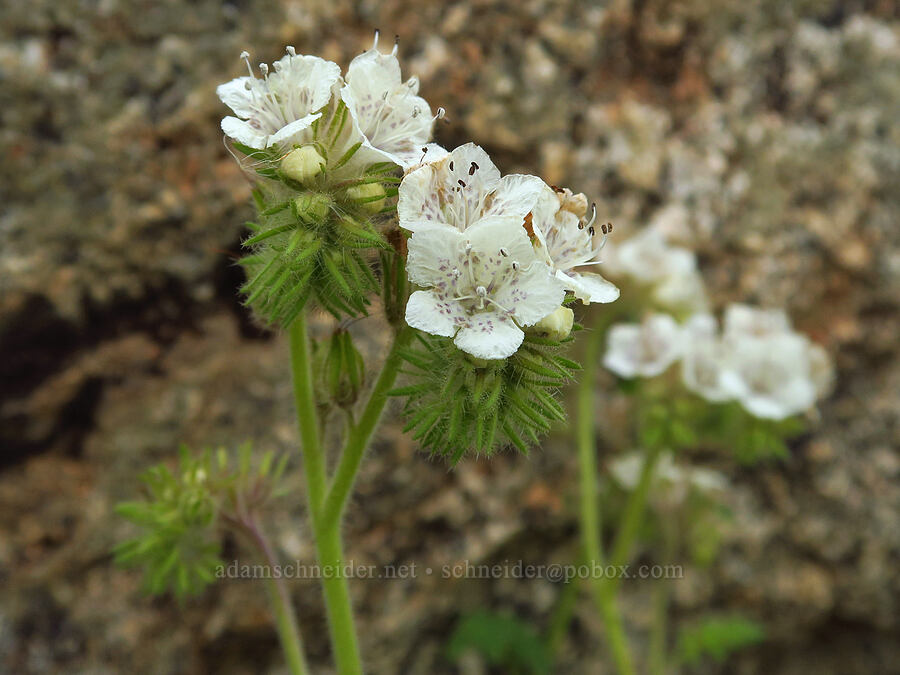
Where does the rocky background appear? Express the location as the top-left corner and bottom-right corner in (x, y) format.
(1, 0), (898, 673)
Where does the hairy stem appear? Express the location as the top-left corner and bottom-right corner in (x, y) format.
(320, 325), (414, 531)
(243, 518), (309, 675)
(289, 316), (362, 674)
(577, 328), (635, 675)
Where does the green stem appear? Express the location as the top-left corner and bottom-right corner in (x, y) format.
(606, 444), (663, 593)
(247, 520), (309, 675)
(544, 554), (583, 656)
(289, 316), (327, 518)
(649, 519), (676, 675)
(577, 329), (636, 675)
(320, 325), (413, 531)
(289, 316), (362, 674)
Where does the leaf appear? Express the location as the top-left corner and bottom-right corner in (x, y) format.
(677, 615), (766, 666)
(446, 611), (551, 675)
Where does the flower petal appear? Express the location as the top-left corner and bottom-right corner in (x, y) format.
(561, 270), (620, 304)
(269, 53), (341, 114)
(267, 113), (321, 148)
(216, 77), (257, 118)
(406, 226), (465, 286)
(221, 116), (269, 149)
(398, 143), (501, 232)
(483, 174), (547, 222)
(453, 311), (524, 360)
(405, 290), (464, 338)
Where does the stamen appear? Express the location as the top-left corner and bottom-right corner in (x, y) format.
(393, 35), (400, 56)
(433, 107), (446, 121)
(259, 62), (269, 77)
(458, 179), (466, 188)
(373, 29), (380, 50)
(468, 162), (477, 176)
(586, 203), (597, 229)
(240, 51), (254, 78)
(448, 161), (454, 171)
(512, 261), (520, 271)
(499, 248), (508, 257)
(286, 45), (296, 56)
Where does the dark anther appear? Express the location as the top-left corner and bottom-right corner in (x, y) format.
(458, 179), (466, 188)
(588, 226), (595, 236)
(468, 162), (477, 175)
(449, 161), (454, 171)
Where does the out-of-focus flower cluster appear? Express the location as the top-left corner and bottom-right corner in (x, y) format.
(603, 303), (833, 421)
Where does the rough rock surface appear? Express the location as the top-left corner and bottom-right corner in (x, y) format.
(1, 1), (898, 673)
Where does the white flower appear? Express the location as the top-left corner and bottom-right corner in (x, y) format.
(723, 303), (791, 341)
(218, 48), (341, 150)
(531, 185), (620, 304)
(341, 33), (444, 170)
(398, 143), (546, 233)
(610, 451), (728, 505)
(603, 313), (684, 378)
(606, 227), (697, 285)
(681, 314), (731, 402)
(653, 268), (708, 313)
(718, 332), (819, 420)
(405, 217), (565, 359)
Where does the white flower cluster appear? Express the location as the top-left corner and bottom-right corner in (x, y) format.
(398, 144), (619, 360)
(217, 35), (443, 170)
(609, 450), (728, 506)
(605, 225), (708, 313)
(603, 305), (833, 420)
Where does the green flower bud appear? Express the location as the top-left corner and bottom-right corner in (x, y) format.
(293, 192), (333, 224)
(344, 182), (386, 215)
(324, 330), (366, 408)
(529, 306), (574, 341)
(281, 145), (325, 185)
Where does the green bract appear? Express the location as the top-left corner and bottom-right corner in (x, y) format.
(392, 329), (581, 461)
(231, 98), (402, 327)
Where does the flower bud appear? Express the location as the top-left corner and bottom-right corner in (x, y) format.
(292, 192), (333, 224)
(281, 146), (325, 185)
(344, 182), (386, 215)
(530, 306), (574, 341)
(323, 330), (365, 408)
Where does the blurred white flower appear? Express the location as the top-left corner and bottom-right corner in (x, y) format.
(719, 332), (820, 420)
(398, 143), (545, 233)
(653, 268), (708, 313)
(218, 48), (341, 149)
(722, 303), (791, 340)
(681, 314), (732, 402)
(341, 33), (444, 170)
(603, 313), (684, 378)
(610, 451), (728, 505)
(680, 306), (832, 418)
(405, 216), (565, 359)
(531, 185), (620, 305)
(607, 227), (697, 285)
